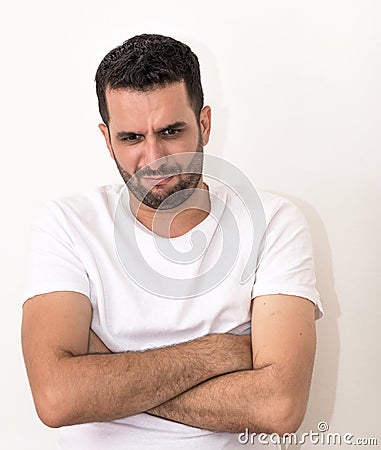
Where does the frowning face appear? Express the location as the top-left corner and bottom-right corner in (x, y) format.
(99, 82), (211, 209)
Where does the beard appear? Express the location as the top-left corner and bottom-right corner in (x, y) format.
(112, 139), (204, 210)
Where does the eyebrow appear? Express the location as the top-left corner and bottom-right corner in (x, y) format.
(156, 121), (188, 133)
(115, 121), (188, 139)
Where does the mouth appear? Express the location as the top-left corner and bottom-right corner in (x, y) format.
(141, 175), (175, 187)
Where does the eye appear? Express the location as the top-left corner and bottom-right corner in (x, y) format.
(119, 133), (142, 143)
(161, 128), (181, 137)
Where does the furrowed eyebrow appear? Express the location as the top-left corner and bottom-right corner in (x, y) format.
(115, 122), (188, 139)
(157, 121), (187, 133)
(116, 131), (141, 140)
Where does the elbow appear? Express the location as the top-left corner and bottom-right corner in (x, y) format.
(263, 396), (306, 436)
(34, 386), (73, 428)
(246, 395), (306, 436)
(38, 412), (65, 429)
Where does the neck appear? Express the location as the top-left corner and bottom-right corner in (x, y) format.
(129, 178), (211, 238)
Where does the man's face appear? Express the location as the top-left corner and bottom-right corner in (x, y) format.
(99, 82), (211, 210)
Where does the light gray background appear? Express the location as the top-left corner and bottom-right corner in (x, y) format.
(1, 1), (380, 448)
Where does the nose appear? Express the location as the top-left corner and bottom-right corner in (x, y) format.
(143, 136), (167, 171)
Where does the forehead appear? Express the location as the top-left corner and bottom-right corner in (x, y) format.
(105, 82), (195, 129)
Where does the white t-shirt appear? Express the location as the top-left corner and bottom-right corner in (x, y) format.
(24, 180), (323, 450)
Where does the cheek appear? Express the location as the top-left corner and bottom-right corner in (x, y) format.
(169, 135), (199, 155)
(113, 149), (139, 175)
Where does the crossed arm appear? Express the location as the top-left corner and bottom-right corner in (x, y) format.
(21, 291), (316, 435)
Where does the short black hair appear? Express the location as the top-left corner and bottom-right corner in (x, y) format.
(95, 34), (204, 124)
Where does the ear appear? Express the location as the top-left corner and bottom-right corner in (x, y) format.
(199, 106), (211, 146)
(98, 123), (114, 159)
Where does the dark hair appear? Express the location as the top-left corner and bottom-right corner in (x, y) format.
(95, 34), (204, 124)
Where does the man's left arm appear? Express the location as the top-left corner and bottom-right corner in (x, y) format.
(147, 294), (316, 435)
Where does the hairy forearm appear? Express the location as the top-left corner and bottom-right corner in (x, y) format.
(37, 333), (252, 427)
(148, 366), (298, 435)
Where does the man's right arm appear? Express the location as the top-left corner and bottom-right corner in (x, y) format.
(21, 291), (252, 428)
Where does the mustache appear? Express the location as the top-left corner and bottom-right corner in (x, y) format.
(136, 154), (204, 179)
(137, 164), (182, 178)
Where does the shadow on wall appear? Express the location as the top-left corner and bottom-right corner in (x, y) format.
(273, 193), (340, 450)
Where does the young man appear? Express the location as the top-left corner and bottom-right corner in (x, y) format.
(22, 34), (323, 449)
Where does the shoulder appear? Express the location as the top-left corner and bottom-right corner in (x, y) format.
(207, 179), (306, 230)
(256, 190), (308, 230)
(51, 184), (124, 214)
(32, 184), (125, 230)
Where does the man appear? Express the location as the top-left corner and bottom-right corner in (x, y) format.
(22, 34), (323, 449)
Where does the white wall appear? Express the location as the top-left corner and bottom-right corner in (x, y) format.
(1, 1), (380, 448)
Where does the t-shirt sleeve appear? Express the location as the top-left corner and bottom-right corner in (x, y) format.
(251, 195), (323, 319)
(23, 201), (90, 305)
